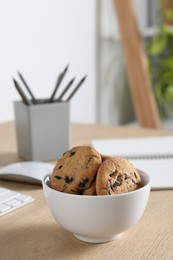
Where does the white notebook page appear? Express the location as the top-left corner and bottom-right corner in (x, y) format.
(92, 136), (173, 189)
(92, 136), (173, 158)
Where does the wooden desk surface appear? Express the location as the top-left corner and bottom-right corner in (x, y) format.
(1, 122), (173, 260)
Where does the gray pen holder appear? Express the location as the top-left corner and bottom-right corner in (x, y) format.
(14, 101), (70, 161)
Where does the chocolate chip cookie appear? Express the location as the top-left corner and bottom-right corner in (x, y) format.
(50, 146), (102, 194)
(96, 157), (141, 195)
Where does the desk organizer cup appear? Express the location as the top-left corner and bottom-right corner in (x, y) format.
(14, 101), (70, 161)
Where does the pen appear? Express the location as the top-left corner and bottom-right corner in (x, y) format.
(49, 64), (69, 102)
(56, 77), (75, 102)
(13, 79), (32, 106)
(65, 75), (87, 102)
(18, 72), (37, 104)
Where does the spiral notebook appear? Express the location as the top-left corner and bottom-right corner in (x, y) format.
(92, 136), (173, 190)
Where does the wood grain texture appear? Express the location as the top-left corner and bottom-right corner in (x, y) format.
(113, 0), (160, 129)
(0, 122), (173, 259)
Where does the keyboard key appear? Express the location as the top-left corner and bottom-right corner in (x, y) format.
(0, 191), (20, 203)
(0, 187), (34, 217)
(5, 199), (22, 207)
(0, 203), (11, 213)
(17, 194), (33, 202)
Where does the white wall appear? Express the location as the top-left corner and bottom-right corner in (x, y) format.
(0, 0), (97, 123)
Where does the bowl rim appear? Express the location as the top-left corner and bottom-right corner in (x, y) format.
(42, 169), (151, 199)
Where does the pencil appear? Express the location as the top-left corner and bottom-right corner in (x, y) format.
(18, 72), (37, 104)
(49, 64), (69, 102)
(13, 79), (32, 105)
(56, 77), (75, 101)
(66, 75), (87, 102)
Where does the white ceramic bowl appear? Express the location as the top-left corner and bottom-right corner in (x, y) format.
(42, 169), (151, 243)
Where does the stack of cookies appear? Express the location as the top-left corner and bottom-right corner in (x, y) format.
(50, 146), (141, 195)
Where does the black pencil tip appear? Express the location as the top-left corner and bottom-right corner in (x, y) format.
(71, 77), (76, 83)
(81, 75), (87, 82)
(64, 64), (69, 73)
(13, 78), (17, 84)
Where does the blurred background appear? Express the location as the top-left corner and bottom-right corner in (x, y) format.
(0, 0), (172, 128)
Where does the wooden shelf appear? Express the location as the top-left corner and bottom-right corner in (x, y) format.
(113, 0), (160, 129)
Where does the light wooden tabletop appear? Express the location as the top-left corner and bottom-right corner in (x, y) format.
(1, 122), (173, 260)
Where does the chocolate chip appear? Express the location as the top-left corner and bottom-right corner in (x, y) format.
(134, 172), (138, 178)
(112, 182), (119, 189)
(64, 176), (75, 184)
(58, 165), (63, 169)
(70, 150), (76, 157)
(79, 177), (89, 188)
(54, 175), (62, 180)
(116, 176), (121, 184)
(109, 176), (121, 189)
(109, 182), (114, 189)
(124, 173), (129, 180)
(109, 172), (116, 177)
(86, 157), (92, 168)
(132, 179), (139, 184)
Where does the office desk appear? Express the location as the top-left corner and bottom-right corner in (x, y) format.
(1, 122), (173, 260)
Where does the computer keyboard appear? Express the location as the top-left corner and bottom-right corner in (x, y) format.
(0, 187), (34, 216)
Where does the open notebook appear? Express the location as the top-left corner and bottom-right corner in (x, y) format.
(92, 136), (173, 190)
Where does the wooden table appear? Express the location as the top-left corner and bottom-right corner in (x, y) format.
(1, 122), (173, 260)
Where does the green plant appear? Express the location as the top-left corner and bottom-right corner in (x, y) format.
(147, 6), (173, 116)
